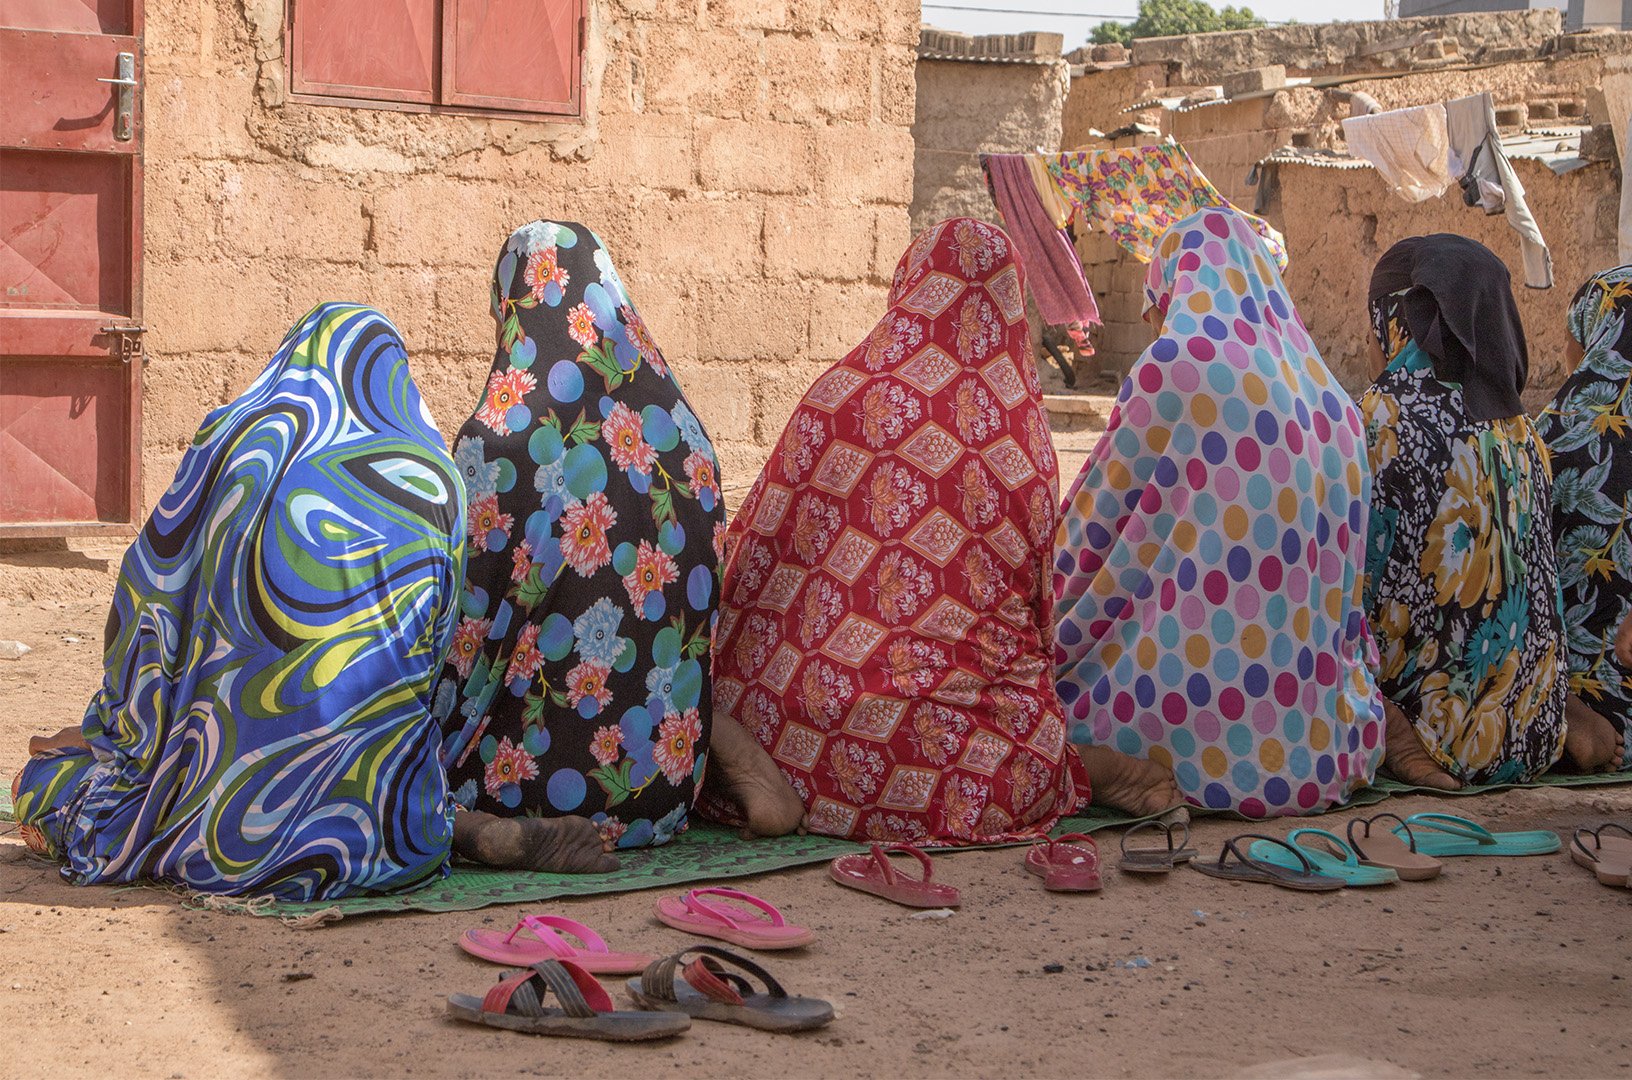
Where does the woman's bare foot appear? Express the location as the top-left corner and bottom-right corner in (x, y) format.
(27, 725), (88, 756)
(452, 811), (618, 873)
(701, 716), (806, 838)
(1380, 700), (1461, 790)
(1562, 694), (1621, 773)
(1077, 745), (1183, 816)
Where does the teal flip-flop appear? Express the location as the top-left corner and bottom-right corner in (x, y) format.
(1390, 813), (1561, 858)
(1247, 829), (1400, 887)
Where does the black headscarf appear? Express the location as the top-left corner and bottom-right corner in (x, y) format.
(1367, 235), (1528, 422)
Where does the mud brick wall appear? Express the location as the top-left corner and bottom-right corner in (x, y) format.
(910, 56), (1070, 233)
(1273, 158), (1620, 409)
(136, 0), (918, 512)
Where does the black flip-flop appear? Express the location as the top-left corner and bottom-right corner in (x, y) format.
(626, 946), (834, 1032)
(1190, 834), (1345, 892)
(448, 958), (690, 1041)
(1118, 818), (1200, 874)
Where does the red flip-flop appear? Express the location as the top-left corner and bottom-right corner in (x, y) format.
(829, 844), (962, 908)
(1024, 832), (1103, 893)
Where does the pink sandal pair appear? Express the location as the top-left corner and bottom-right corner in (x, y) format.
(460, 914), (654, 974)
(653, 887), (815, 950)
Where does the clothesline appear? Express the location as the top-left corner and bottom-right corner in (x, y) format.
(977, 141), (1288, 338)
(1341, 92), (1552, 288)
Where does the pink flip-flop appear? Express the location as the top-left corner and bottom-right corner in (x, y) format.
(459, 915), (655, 974)
(1024, 832), (1103, 893)
(829, 844), (962, 908)
(654, 888), (815, 951)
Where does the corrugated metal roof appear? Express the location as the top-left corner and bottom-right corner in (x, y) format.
(1257, 127), (1591, 176)
(918, 50), (1061, 65)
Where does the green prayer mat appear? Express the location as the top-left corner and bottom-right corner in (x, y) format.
(4, 771), (1630, 919)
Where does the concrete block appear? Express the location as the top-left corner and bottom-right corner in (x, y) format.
(763, 38), (872, 124)
(696, 280), (808, 361)
(599, 115), (695, 192)
(706, 0), (803, 31)
(754, 362), (833, 442)
(687, 364), (756, 442)
(877, 49), (917, 127)
(625, 198), (765, 278)
(815, 125), (915, 206)
(1528, 101), (1559, 120)
(218, 165), (370, 263)
(1222, 65), (1286, 99)
(872, 207), (913, 281)
(764, 204), (876, 281)
(145, 259), (292, 355)
(1494, 103), (1528, 129)
(808, 282), (887, 359)
(696, 118), (814, 195)
(638, 30), (762, 119)
(371, 176), (517, 269)
(1581, 123), (1617, 161)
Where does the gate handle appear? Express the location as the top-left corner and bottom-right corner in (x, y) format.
(98, 52), (137, 141)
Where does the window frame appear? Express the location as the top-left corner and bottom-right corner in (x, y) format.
(284, 0), (587, 122)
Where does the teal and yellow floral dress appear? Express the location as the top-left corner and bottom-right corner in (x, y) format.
(1361, 293), (1567, 783)
(1538, 265), (1632, 770)
(434, 222), (725, 848)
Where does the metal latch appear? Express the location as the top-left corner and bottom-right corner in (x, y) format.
(98, 52), (137, 141)
(100, 324), (146, 363)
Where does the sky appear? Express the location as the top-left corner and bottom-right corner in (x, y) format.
(919, 1), (1394, 51)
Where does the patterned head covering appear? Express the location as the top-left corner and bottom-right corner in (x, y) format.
(14, 304), (464, 900)
(1367, 235), (1527, 423)
(1055, 206), (1383, 818)
(434, 221), (724, 850)
(707, 217), (1085, 844)
(1537, 265), (1632, 770)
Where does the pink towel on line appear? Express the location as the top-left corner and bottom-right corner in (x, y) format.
(982, 153), (1101, 330)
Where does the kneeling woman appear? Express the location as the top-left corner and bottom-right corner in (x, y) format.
(1539, 265), (1632, 773)
(13, 305), (463, 901)
(1054, 207), (1384, 817)
(433, 222), (726, 864)
(1359, 236), (1566, 788)
(705, 217), (1092, 842)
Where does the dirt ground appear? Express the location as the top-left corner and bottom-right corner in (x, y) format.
(3, 440), (1632, 1080)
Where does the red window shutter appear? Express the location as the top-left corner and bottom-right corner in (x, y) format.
(291, 0), (439, 104)
(441, 0), (583, 116)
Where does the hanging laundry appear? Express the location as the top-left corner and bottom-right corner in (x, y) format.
(1045, 141), (1288, 268)
(1341, 103), (1454, 203)
(981, 152), (1101, 335)
(1025, 153), (1074, 228)
(1443, 92), (1553, 289)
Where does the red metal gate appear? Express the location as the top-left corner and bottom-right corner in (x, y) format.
(0, 0), (144, 536)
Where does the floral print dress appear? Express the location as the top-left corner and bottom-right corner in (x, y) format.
(705, 218), (1086, 844)
(1361, 293), (1567, 784)
(1539, 266), (1632, 770)
(434, 222), (725, 849)
(1054, 207), (1384, 817)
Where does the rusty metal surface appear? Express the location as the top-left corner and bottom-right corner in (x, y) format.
(289, 0), (439, 104)
(1, 0), (141, 533)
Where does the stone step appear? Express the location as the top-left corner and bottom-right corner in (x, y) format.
(1042, 393), (1117, 430)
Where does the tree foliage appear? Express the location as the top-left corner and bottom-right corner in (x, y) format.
(1092, 0), (1266, 45)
